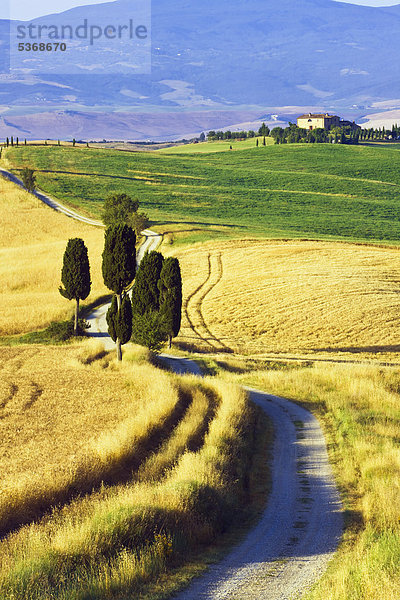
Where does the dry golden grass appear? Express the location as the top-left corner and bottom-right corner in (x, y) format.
(171, 239), (400, 359)
(0, 177), (107, 335)
(0, 352), (264, 600)
(0, 342), (186, 534)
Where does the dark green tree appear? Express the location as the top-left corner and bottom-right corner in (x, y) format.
(131, 251), (168, 351)
(102, 193), (139, 227)
(6, 137), (9, 148)
(130, 211), (149, 236)
(118, 294), (133, 344)
(131, 310), (168, 353)
(10, 136), (13, 147)
(158, 257), (182, 348)
(256, 138), (259, 147)
(20, 167), (36, 192)
(131, 251), (164, 316)
(106, 294), (132, 346)
(258, 123), (270, 136)
(102, 224), (136, 360)
(59, 238), (91, 335)
(106, 294), (118, 343)
(72, 138), (76, 147)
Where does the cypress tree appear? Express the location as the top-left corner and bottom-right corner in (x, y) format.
(256, 139), (259, 147)
(24, 139), (27, 145)
(102, 224), (136, 360)
(131, 251), (164, 316)
(10, 136), (13, 147)
(106, 294), (118, 343)
(158, 257), (182, 348)
(131, 251), (168, 351)
(263, 136), (266, 146)
(117, 294), (133, 345)
(131, 310), (168, 353)
(6, 137), (9, 147)
(59, 238), (91, 335)
(16, 137), (18, 146)
(106, 294), (132, 346)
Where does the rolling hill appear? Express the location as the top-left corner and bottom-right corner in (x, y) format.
(1, 0), (400, 138)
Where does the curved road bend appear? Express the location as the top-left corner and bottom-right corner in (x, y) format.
(1, 166), (343, 598)
(171, 374), (343, 600)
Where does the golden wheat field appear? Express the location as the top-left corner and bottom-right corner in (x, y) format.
(171, 239), (400, 359)
(0, 177), (107, 335)
(0, 344), (147, 487)
(0, 340), (266, 600)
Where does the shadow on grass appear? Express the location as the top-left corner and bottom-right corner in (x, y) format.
(312, 344), (400, 354)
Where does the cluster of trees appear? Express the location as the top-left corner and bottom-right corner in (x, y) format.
(359, 125), (400, 141)
(59, 193), (182, 360)
(262, 123), (362, 145)
(206, 122), (400, 146)
(207, 123), (270, 141)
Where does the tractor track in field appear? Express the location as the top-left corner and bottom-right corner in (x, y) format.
(184, 252), (231, 352)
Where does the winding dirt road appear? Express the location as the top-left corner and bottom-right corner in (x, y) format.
(2, 167), (343, 599)
(173, 375), (343, 600)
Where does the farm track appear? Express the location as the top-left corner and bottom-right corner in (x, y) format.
(185, 253), (231, 352)
(23, 382), (43, 410)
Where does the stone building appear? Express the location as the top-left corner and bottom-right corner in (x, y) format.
(297, 113), (341, 130)
(297, 113), (360, 131)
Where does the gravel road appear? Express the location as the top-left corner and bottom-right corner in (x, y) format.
(172, 383), (343, 600)
(2, 165), (343, 599)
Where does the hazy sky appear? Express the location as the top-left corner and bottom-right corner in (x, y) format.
(1, 0), (399, 21)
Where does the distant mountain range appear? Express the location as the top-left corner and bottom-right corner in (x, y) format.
(1, 0), (400, 140)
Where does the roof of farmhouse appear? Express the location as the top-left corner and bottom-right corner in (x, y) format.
(298, 113), (338, 119)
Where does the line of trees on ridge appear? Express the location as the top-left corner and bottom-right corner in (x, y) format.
(207, 122), (400, 145)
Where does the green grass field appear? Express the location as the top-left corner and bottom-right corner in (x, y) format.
(4, 142), (400, 243)
(158, 136), (274, 153)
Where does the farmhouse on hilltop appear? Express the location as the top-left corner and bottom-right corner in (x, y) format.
(297, 113), (359, 131)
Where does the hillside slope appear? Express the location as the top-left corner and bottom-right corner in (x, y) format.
(2, 0), (400, 138)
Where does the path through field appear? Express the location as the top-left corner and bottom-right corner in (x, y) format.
(171, 372), (343, 600)
(1, 167), (343, 599)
